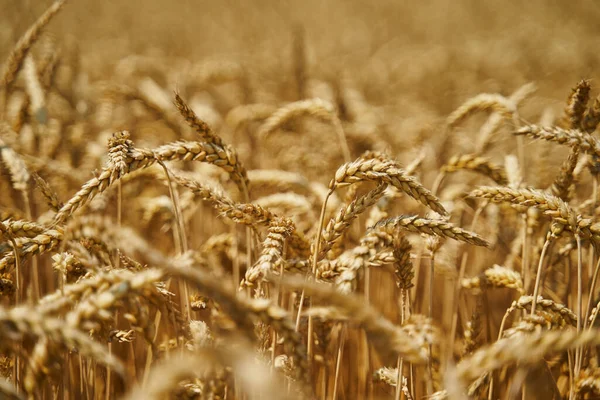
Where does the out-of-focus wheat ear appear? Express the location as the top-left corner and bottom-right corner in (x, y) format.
(1, 0), (66, 95)
(23, 55), (47, 127)
(477, 82), (537, 154)
(373, 367), (400, 387)
(0, 305), (125, 378)
(124, 351), (217, 400)
(4, 92), (28, 134)
(259, 98), (352, 162)
(583, 95), (600, 133)
(461, 264), (523, 293)
(561, 79), (591, 130)
(0, 378), (23, 400)
(225, 104), (276, 132)
(441, 154), (508, 185)
(23, 337), (50, 398)
(551, 147), (579, 201)
(515, 125), (600, 158)
(576, 369), (600, 396)
(31, 172), (63, 211)
(462, 298), (483, 356)
(128, 344), (296, 400)
(164, 261), (311, 394)
(280, 275), (429, 364)
(456, 328), (600, 385)
(446, 93), (516, 128)
(504, 154), (522, 189)
(0, 144), (30, 194)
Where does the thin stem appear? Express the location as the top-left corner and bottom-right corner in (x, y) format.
(105, 342), (112, 400)
(331, 116), (352, 163)
(426, 254), (435, 396)
(530, 233), (553, 315)
(23, 191), (40, 302)
(568, 350), (575, 400)
(332, 324), (347, 400)
(395, 289), (407, 400)
(449, 203), (486, 353)
(521, 215), (530, 293)
(296, 190), (332, 361)
(575, 234), (584, 377)
(431, 171), (446, 197)
(585, 255), (600, 329)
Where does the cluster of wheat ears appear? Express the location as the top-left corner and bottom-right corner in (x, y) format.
(3, 1), (600, 399)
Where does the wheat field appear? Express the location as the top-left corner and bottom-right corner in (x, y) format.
(2, 1), (600, 399)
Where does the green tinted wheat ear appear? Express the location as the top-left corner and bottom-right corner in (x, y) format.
(515, 125), (600, 158)
(1, 0), (66, 93)
(331, 157), (447, 215)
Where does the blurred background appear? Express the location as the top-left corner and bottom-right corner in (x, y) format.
(3, 0), (600, 112)
(2, 2), (600, 398)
